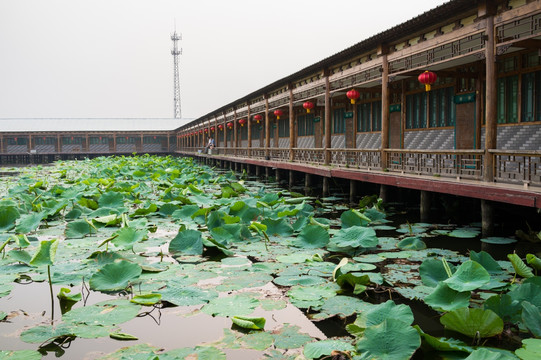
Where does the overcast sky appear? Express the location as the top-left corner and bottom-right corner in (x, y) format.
(0, 0), (449, 120)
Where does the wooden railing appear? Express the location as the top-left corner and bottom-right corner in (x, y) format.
(178, 147), (541, 188)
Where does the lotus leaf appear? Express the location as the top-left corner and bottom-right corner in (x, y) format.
(272, 324), (313, 350)
(99, 191), (125, 208)
(201, 294), (259, 317)
(21, 322), (114, 343)
(312, 295), (372, 320)
(161, 346), (226, 360)
(0, 206), (20, 231)
(262, 218), (294, 237)
(353, 300), (414, 331)
(335, 273), (371, 294)
(273, 275), (326, 286)
(419, 258), (456, 287)
(448, 228), (480, 238)
(158, 284), (218, 306)
(340, 209), (370, 228)
(15, 212), (45, 234)
(443, 260), (491, 292)
(29, 239), (58, 267)
(292, 224), (329, 248)
(0, 350), (41, 359)
(355, 319), (421, 360)
(424, 283), (471, 312)
(240, 331), (275, 350)
(275, 253), (314, 263)
(470, 251), (503, 274)
(329, 226), (377, 250)
(413, 325), (474, 353)
(526, 254), (541, 271)
(110, 332), (138, 340)
(89, 260), (142, 291)
(64, 220), (93, 238)
(484, 293), (522, 323)
(508, 253), (535, 278)
(8, 249), (31, 265)
(171, 205), (199, 219)
(231, 315), (266, 330)
(521, 301), (541, 337)
(303, 339), (355, 359)
(130, 293), (162, 306)
(397, 236), (427, 250)
(440, 308), (504, 338)
(111, 227), (148, 250)
(480, 237), (517, 244)
(287, 284), (339, 302)
(464, 348), (518, 359)
(168, 229), (203, 255)
(515, 339), (541, 360)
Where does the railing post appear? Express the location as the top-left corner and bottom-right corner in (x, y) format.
(289, 85), (295, 162)
(380, 48), (390, 171)
(484, 14), (497, 182)
(324, 71), (331, 165)
(265, 95), (270, 160)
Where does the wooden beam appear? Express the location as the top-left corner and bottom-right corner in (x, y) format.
(509, 39), (541, 50)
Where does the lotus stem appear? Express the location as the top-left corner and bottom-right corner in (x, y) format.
(48, 265), (54, 324)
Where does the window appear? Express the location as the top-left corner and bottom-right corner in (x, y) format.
(117, 137), (135, 144)
(497, 75), (518, 124)
(278, 118), (289, 138)
(333, 109), (345, 134)
(89, 137), (108, 145)
(239, 125), (248, 140)
(143, 136), (161, 144)
(406, 92), (427, 129)
(357, 103), (371, 132)
(297, 113), (315, 136)
(521, 70), (541, 122)
(429, 87), (455, 127)
(62, 137), (82, 145)
(372, 101), (382, 131)
(35, 137), (56, 145)
(251, 123), (260, 139)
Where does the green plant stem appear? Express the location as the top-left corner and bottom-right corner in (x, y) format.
(48, 265), (54, 324)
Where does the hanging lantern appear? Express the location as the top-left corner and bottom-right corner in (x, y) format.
(99, 136), (102, 140)
(346, 89), (360, 104)
(218, 124), (224, 130)
(199, 130), (203, 134)
(303, 101), (315, 113)
(274, 109), (283, 119)
(43, 137), (46, 140)
(14, 137), (17, 142)
(204, 128), (208, 133)
(418, 70), (437, 92)
(153, 136), (156, 139)
(238, 118), (247, 127)
(71, 136), (74, 141)
(253, 114), (262, 123)
(226, 122), (233, 129)
(210, 126), (215, 132)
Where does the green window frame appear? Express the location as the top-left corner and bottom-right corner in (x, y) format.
(406, 92), (427, 129)
(497, 75), (518, 124)
(251, 124), (260, 139)
(143, 136), (161, 144)
(333, 108), (345, 134)
(357, 103), (371, 132)
(62, 137), (83, 145)
(89, 137), (109, 145)
(521, 70), (541, 122)
(278, 118), (289, 138)
(239, 125), (248, 140)
(372, 101), (382, 131)
(429, 87), (455, 127)
(297, 114), (315, 136)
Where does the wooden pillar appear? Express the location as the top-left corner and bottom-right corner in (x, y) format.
(289, 86), (295, 161)
(233, 109), (238, 156)
(255, 165), (260, 177)
(57, 134), (61, 153)
(484, 15), (497, 182)
(380, 50), (390, 170)
(481, 199), (494, 237)
(304, 173), (312, 195)
(247, 104), (252, 156)
(275, 168), (280, 183)
(420, 190), (431, 223)
(324, 71), (331, 165)
(265, 166), (270, 179)
(223, 113), (228, 152)
(322, 177), (330, 197)
(349, 179), (358, 205)
(265, 96), (270, 159)
(289, 170), (295, 190)
(379, 184), (388, 203)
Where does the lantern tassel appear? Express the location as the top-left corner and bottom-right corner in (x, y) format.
(306, 109), (311, 113)
(350, 99), (355, 104)
(425, 84), (431, 92)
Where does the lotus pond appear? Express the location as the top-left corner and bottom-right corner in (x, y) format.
(0, 155), (540, 360)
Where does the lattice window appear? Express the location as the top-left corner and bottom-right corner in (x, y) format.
(278, 118), (289, 138)
(406, 93), (427, 129)
(333, 109), (346, 134)
(522, 70), (541, 122)
(429, 87), (456, 127)
(497, 75), (519, 124)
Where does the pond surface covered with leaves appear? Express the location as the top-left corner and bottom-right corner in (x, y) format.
(0, 155), (540, 360)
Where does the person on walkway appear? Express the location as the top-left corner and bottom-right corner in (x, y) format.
(204, 136), (215, 153)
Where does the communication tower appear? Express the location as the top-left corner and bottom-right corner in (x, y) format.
(171, 29), (182, 119)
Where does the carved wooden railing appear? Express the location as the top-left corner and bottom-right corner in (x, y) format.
(492, 150), (541, 187)
(330, 149), (381, 169)
(292, 148), (325, 164)
(384, 149), (484, 180)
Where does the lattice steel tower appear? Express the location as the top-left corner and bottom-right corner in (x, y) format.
(171, 29), (182, 119)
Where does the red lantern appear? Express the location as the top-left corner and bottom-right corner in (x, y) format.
(153, 136), (156, 139)
(238, 118), (246, 127)
(226, 122), (233, 129)
(218, 124), (224, 130)
(274, 109), (283, 119)
(418, 71), (437, 92)
(253, 114), (262, 123)
(346, 89), (360, 104)
(14, 137), (17, 142)
(43, 137), (46, 140)
(71, 136), (74, 141)
(210, 126), (215, 132)
(199, 130), (203, 134)
(303, 101), (314, 113)
(204, 128), (208, 133)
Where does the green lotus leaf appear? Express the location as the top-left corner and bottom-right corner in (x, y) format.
(111, 227), (148, 250)
(526, 254), (541, 271)
(57, 287), (82, 302)
(94, 344), (160, 359)
(15, 212), (45, 234)
(521, 301), (541, 337)
(355, 319), (421, 360)
(8, 249), (32, 265)
(419, 258), (456, 287)
(424, 283), (471, 312)
(340, 262), (377, 272)
(508, 253), (534, 278)
(397, 236), (427, 250)
(292, 224), (329, 249)
(464, 348), (518, 359)
(171, 205), (199, 219)
(470, 250), (503, 274)
(240, 331), (275, 350)
(158, 284), (218, 306)
(287, 284), (338, 302)
(29, 239), (58, 267)
(340, 209), (370, 228)
(413, 325), (473, 353)
(508, 283), (541, 309)
(0, 350), (41, 359)
(262, 218), (294, 237)
(480, 237), (517, 244)
(231, 315), (266, 330)
(448, 228), (480, 238)
(99, 191), (125, 208)
(162, 346), (226, 360)
(65, 219), (93, 238)
(201, 294), (259, 317)
(63, 299), (141, 326)
(335, 273), (371, 294)
(168, 229), (203, 255)
(110, 332), (138, 341)
(312, 295), (372, 320)
(484, 293), (522, 323)
(275, 253), (314, 263)
(515, 339), (541, 360)
(130, 293), (162, 306)
(329, 225), (377, 249)
(89, 260), (142, 291)
(0, 206), (20, 232)
(443, 260), (490, 292)
(131, 203), (157, 217)
(21, 322), (114, 343)
(273, 324), (313, 350)
(353, 300), (414, 330)
(440, 308), (504, 338)
(303, 339), (355, 359)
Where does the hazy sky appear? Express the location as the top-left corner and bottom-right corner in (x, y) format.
(0, 0), (448, 119)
